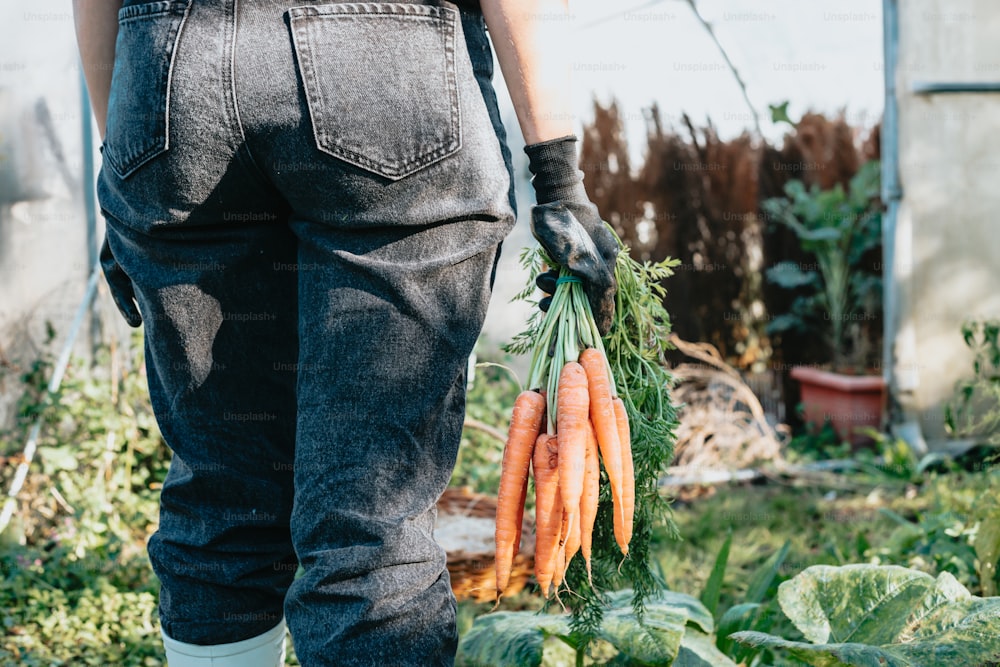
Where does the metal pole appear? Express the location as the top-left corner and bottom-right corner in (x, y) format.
(881, 0), (927, 455)
(80, 67), (101, 356)
(912, 81), (1000, 95)
(881, 0), (900, 397)
(0, 263), (101, 538)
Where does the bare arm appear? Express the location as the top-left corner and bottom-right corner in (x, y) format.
(480, 0), (576, 145)
(72, 0), (123, 141)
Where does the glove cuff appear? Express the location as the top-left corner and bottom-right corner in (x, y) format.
(524, 135), (589, 205)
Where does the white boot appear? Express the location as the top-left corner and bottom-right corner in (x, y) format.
(162, 619), (287, 666)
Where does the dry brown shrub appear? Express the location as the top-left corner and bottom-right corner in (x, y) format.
(581, 100), (881, 425)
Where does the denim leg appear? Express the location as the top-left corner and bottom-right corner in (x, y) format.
(283, 221), (503, 665)
(101, 209), (301, 645)
(98, 0), (304, 645)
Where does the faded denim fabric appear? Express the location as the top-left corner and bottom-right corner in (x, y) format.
(97, 1), (515, 664)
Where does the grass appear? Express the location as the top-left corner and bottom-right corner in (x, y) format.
(664, 469), (999, 597)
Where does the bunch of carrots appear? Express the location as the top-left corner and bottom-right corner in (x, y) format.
(495, 271), (634, 599)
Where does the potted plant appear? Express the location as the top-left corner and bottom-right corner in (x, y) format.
(762, 160), (884, 444)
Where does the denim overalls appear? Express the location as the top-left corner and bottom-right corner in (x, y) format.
(97, 1), (515, 663)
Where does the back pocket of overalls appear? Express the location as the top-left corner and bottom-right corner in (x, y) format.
(103, 0), (191, 179)
(288, 3), (462, 181)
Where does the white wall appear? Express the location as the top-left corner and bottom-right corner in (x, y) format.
(0, 1), (100, 427)
(893, 0), (1000, 442)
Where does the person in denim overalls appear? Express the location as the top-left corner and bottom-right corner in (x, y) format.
(72, 0), (617, 664)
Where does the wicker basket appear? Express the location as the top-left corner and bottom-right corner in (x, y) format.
(435, 487), (535, 602)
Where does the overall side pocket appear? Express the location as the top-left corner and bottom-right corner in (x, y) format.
(102, 0), (192, 179)
(288, 2), (462, 181)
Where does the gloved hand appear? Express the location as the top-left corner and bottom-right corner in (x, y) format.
(525, 135), (618, 335)
(100, 237), (142, 327)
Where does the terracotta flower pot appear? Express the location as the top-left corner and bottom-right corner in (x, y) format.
(790, 366), (886, 446)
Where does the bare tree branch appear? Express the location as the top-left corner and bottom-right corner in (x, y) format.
(682, 0), (763, 137)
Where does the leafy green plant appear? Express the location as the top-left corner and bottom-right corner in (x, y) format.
(976, 508), (1000, 598)
(0, 340), (170, 665)
(946, 319), (1000, 446)
(871, 508), (981, 591)
(457, 589), (736, 666)
(784, 421), (853, 461)
(698, 532), (793, 666)
(779, 418), (965, 491)
(732, 564), (1000, 667)
(0, 335), (312, 665)
(697, 531), (732, 619)
(868, 504), (1000, 601)
(762, 160), (883, 372)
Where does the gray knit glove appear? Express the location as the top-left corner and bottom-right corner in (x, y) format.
(100, 237), (142, 327)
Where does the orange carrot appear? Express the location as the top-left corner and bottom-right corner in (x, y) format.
(514, 476), (528, 562)
(562, 501), (581, 578)
(554, 531), (567, 591)
(495, 390), (545, 596)
(612, 397), (634, 555)
(556, 362), (589, 534)
(579, 348), (626, 553)
(532, 434), (562, 597)
(580, 419), (600, 582)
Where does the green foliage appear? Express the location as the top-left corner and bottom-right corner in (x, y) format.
(869, 500), (1000, 600)
(698, 531), (732, 618)
(716, 603), (771, 665)
(976, 510), (1000, 597)
(457, 589), (735, 667)
(945, 319), (1000, 446)
(1, 578), (161, 666)
(595, 248), (682, 623)
(652, 467), (1000, 664)
(785, 426), (949, 487)
(784, 421), (853, 462)
(731, 564), (1000, 667)
(0, 341), (169, 665)
(705, 537), (790, 666)
(869, 432), (922, 481)
(768, 100), (793, 126)
(7, 324), (1000, 666)
(458, 612), (568, 667)
(870, 507), (980, 597)
(742, 540), (791, 606)
(762, 160), (883, 371)
(865, 470), (1000, 597)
